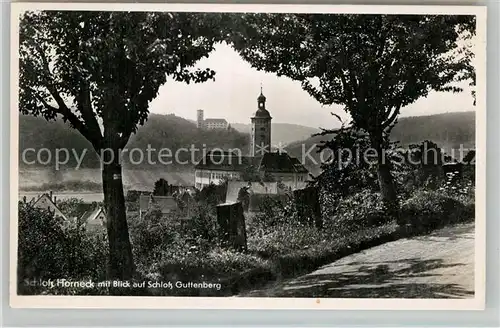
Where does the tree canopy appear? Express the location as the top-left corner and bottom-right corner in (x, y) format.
(229, 13), (476, 207)
(18, 10), (229, 281)
(153, 178), (170, 196)
(230, 14), (476, 134)
(19, 11), (227, 151)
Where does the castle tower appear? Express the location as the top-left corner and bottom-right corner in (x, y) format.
(196, 109), (204, 129)
(250, 88), (272, 157)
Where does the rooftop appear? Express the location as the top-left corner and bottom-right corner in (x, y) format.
(194, 151), (308, 175)
(259, 152), (309, 174)
(204, 118), (228, 124)
(31, 193), (69, 221)
(194, 151), (257, 171)
(253, 108), (271, 119)
(79, 206), (106, 225)
(139, 194), (178, 214)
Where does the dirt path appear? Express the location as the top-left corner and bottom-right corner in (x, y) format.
(243, 223), (475, 298)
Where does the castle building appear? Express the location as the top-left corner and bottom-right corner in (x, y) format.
(196, 109), (229, 130)
(194, 89), (310, 190)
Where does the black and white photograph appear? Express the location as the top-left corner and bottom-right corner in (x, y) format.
(10, 3), (486, 309)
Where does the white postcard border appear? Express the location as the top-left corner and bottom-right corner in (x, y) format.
(9, 2), (487, 310)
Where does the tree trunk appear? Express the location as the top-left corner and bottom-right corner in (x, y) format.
(370, 133), (399, 218)
(377, 161), (398, 204)
(102, 159), (135, 283)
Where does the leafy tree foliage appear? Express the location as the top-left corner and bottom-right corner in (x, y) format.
(408, 140), (444, 179)
(153, 178), (170, 196)
(19, 11), (227, 280)
(237, 185), (251, 212)
(229, 13), (476, 213)
(285, 111), (476, 171)
(125, 190), (143, 203)
(195, 182), (227, 207)
(312, 115), (378, 197)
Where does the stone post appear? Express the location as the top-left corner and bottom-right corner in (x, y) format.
(216, 202), (247, 251)
(293, 186), (322, 229)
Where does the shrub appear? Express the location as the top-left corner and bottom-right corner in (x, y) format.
(392, 141), (445, 192)
(157, 246), (269, 282)
(249, 195), (297, 232)
(180, 203), (219, 245)
(129, 202), (233, 289)
(247, 189), (396, 259)
(195, 182), (227, 206)
(438, 178), (475, 206)
(125, 190), (148, 211)
(137, 238), (271, 296)
(128, 208), (181, 269)
(312, 127), (378, 196)
(400, 190), (473, 232)
(17, 202), (108, 295)
(272, 223), (398, 279)
(323, 190), (393, 234)
(248, 223), (325, 257)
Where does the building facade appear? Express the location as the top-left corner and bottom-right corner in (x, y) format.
(205, 118), (229, 130)
(194, 151), (251, 190)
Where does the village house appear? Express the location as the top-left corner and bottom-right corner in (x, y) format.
(259, 152), (309, 189)
(30, 191), (68, 221)
(194, 89), (310, 190)
(194, 151), (253, 189)
(79, 206), (107, 232)
(139, 194), (179, 219)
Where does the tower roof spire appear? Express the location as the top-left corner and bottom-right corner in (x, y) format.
(255, 84), (270, 118)
(258, 84), (266, 103)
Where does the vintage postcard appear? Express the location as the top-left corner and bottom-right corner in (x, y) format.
(10, 2), (486, 310)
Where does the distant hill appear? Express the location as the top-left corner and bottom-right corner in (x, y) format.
(231, 123), (320, 146)
(392, 111), (475, 149)
(285, 111), (476, 174)
(19, 113), (249, 171)
(18, 111), (475, 176)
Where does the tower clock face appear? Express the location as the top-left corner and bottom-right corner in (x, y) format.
(259, 103), (263, 108)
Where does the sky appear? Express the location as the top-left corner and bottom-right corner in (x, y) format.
(149, 44), (476, 130)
